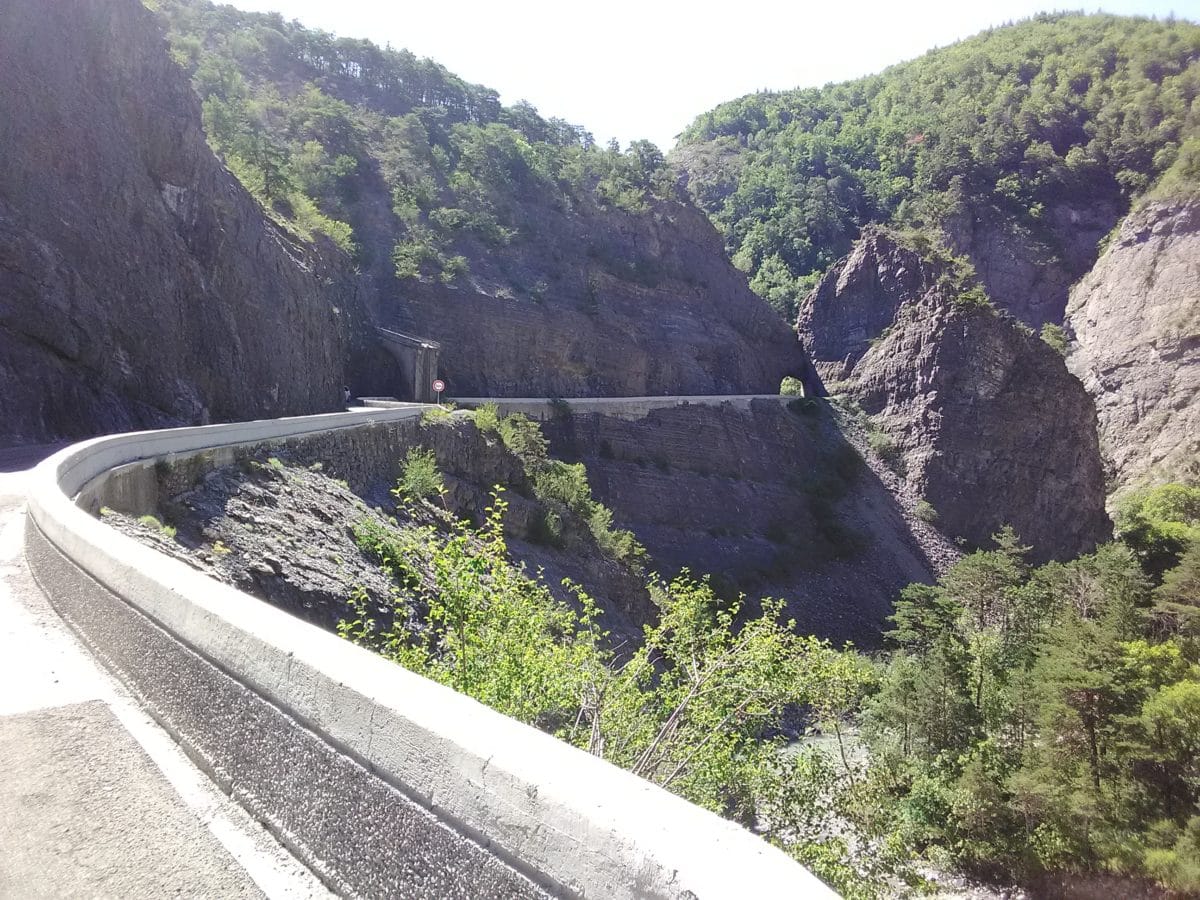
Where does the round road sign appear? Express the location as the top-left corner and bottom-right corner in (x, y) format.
(432, 379), (446, 393)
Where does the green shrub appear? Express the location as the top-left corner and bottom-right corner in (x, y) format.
(533, 461), (592, 513)
(1115, 483), (1200, 579)
(471, 402), (501, 433)
(394, 447), (445, 502)
(341, 500), (886, 896)
(421, 403), (456, 424)
(497, 413), (549, 464)
(1040, 323), (1068, 357)
(915, 500), (939, 524)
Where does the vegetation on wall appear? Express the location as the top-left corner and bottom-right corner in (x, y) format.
(676, 13), (1200, 318)
(485, 409), (646, 565)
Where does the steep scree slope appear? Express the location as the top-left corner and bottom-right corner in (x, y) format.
(0, 0), (394, 446)
(799, 231), (1110, 562)
(1065, 197), (1200, 495)
(101, 416), (653, 648)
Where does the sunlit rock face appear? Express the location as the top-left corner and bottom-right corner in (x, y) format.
(799, 230), (1110, 562)
(0, 0), (393, 445)
(1065, 197), (1200, 499)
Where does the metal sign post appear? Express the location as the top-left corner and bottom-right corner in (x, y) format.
(432, 378), (445, 406)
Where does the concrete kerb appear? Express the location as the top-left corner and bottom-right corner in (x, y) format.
(24, 408), (837, 899)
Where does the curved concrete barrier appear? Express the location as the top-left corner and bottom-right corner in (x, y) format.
(25, 410), (837, 899)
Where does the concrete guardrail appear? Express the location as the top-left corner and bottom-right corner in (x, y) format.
(23, 408), (837, 899)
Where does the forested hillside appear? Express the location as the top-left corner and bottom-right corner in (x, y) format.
(155, 0), (671, 278)
(148, 0), (811, 397)
(675, 13), (1200, 323)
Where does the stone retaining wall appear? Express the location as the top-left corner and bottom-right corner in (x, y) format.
(24, 409), (836, 899)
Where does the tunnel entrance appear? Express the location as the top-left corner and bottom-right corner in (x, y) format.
(781, 355), (828, 398)
(377, 328), (441, 402)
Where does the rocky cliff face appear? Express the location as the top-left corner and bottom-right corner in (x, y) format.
(944, 198), (1123, 329)
(0, 0), (394, 446)
(799, 231), (1111, 562)
(541, 401), (944, 647)
(399, 202), (813, 397)
(1065, 198), (1200, 495)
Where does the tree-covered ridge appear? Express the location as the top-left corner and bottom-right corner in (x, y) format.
(153, 0), (505, 125)
(151, 0), (676, 292)
(675, 13), (1200, 319)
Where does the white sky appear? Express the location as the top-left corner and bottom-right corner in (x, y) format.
(226, 0), (1200, 151)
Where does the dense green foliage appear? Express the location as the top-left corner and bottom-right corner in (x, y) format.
(864, 506), (1200, 893)
(343, 469), (1200, 895)
(153, 0), (676, 293)
(482, 409), (646, 565)
(341, 482), (903, 897)
(1115, 483), (1200, 580)
(677, 13), (1200, 318)
(395, 447), (444, 502)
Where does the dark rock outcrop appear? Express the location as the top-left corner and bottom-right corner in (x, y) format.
(393, 202), (813, 398)
(0, 0), (395, 446)
(1065, 197), (1200, 495)
(944, 198), (1123, 329)
(799, 231), (1110, 562)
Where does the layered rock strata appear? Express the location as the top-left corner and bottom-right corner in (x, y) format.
(1065, 198), (1200, 495)
(0, 0), (393, 446)
(798, 230), (1110, 561)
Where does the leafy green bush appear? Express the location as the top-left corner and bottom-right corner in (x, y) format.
(420, 403), (456, 425)
(1115, 483), (1200, 579)
(1040, 323), (1068, 356)
(533, 460), (591, 512)
(470, 402), (501, 433)
(496, 413), (548, 464)
(914, 500), (939, 524)
(341, 501), (895, 896)
(394, 447), (445, 503)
